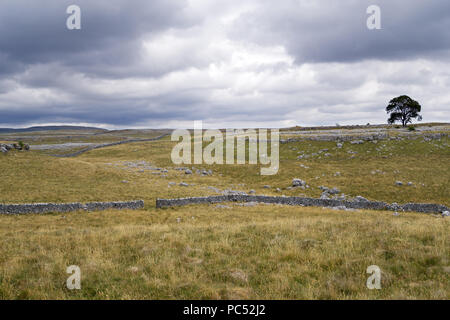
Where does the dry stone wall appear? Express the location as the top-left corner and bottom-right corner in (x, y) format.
(0, 200), (144, 215)
(156, 195), (448, 214)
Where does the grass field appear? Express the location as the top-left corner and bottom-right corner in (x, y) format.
(0, 126), (449, 299)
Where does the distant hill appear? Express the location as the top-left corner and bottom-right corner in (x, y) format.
(0, 126), (108, 134)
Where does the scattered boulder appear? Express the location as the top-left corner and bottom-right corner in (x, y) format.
(201, 169), (213, 176)
(350, 140), (364, 145)
(185, 169), (193, 175)
(395, 181), (403, 186)
(263, 185), (271, 189)
(179, 182), (189, 187)
(442, 211), (450, 217)
(292, 178), (307, 187)
(336, 143), (343, 148)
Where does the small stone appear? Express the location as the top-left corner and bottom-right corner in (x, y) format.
(230, 270), (248, 283)
(442, 211), (450, 217)
(185, 169), (192, 174)
(216, 204), (231, 209)
(336, 143), (343, 148)
(331, 206), (347, 211)
(329, 187), (340, 195)
(407, 182), (413, 186)
(292, 178), (306, 187)
(395, 181), (403, 186)
(129, 266), (139, 273)
(249, 189), (256, 194)
(263, 185), (271, 189)
(121, 180), (129, 184)
(179, 182), (189, 187)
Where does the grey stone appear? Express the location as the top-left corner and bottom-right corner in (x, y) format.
(179, 182), (189, 187)
(354, 196), (369, 202)
(216, 204), (232, 209)
(329, 187), (340, 195)
(292, 178), (307, 187)
(185, 169), (193, 174)
(395, 181), (403, 186)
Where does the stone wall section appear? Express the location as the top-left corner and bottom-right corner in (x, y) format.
(156, 195), (448, 214)
(0, 200), (144, 215)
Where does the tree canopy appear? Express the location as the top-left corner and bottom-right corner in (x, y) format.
(386, 95), (422, 127)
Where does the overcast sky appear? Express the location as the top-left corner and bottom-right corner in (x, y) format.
(0, 0), (449, 128)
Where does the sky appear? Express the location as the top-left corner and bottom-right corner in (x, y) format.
(0, 0), (449, 129)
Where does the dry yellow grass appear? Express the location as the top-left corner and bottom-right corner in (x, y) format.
(0, 205), (448, 299)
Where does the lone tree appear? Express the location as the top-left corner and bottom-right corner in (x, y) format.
(386, 95), (422, 127)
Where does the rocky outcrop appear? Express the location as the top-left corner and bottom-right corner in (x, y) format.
(156, 195), (448, 214)
(280, 132), (449, 144)
(0, 143), (30, 153)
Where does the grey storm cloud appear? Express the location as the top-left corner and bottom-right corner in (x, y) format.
(0, 0), (449, 128)
(231, 0), (450, 63)
(0, 0), (197, 77)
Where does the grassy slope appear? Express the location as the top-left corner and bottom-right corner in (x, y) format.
(0, 131), (449, 299)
